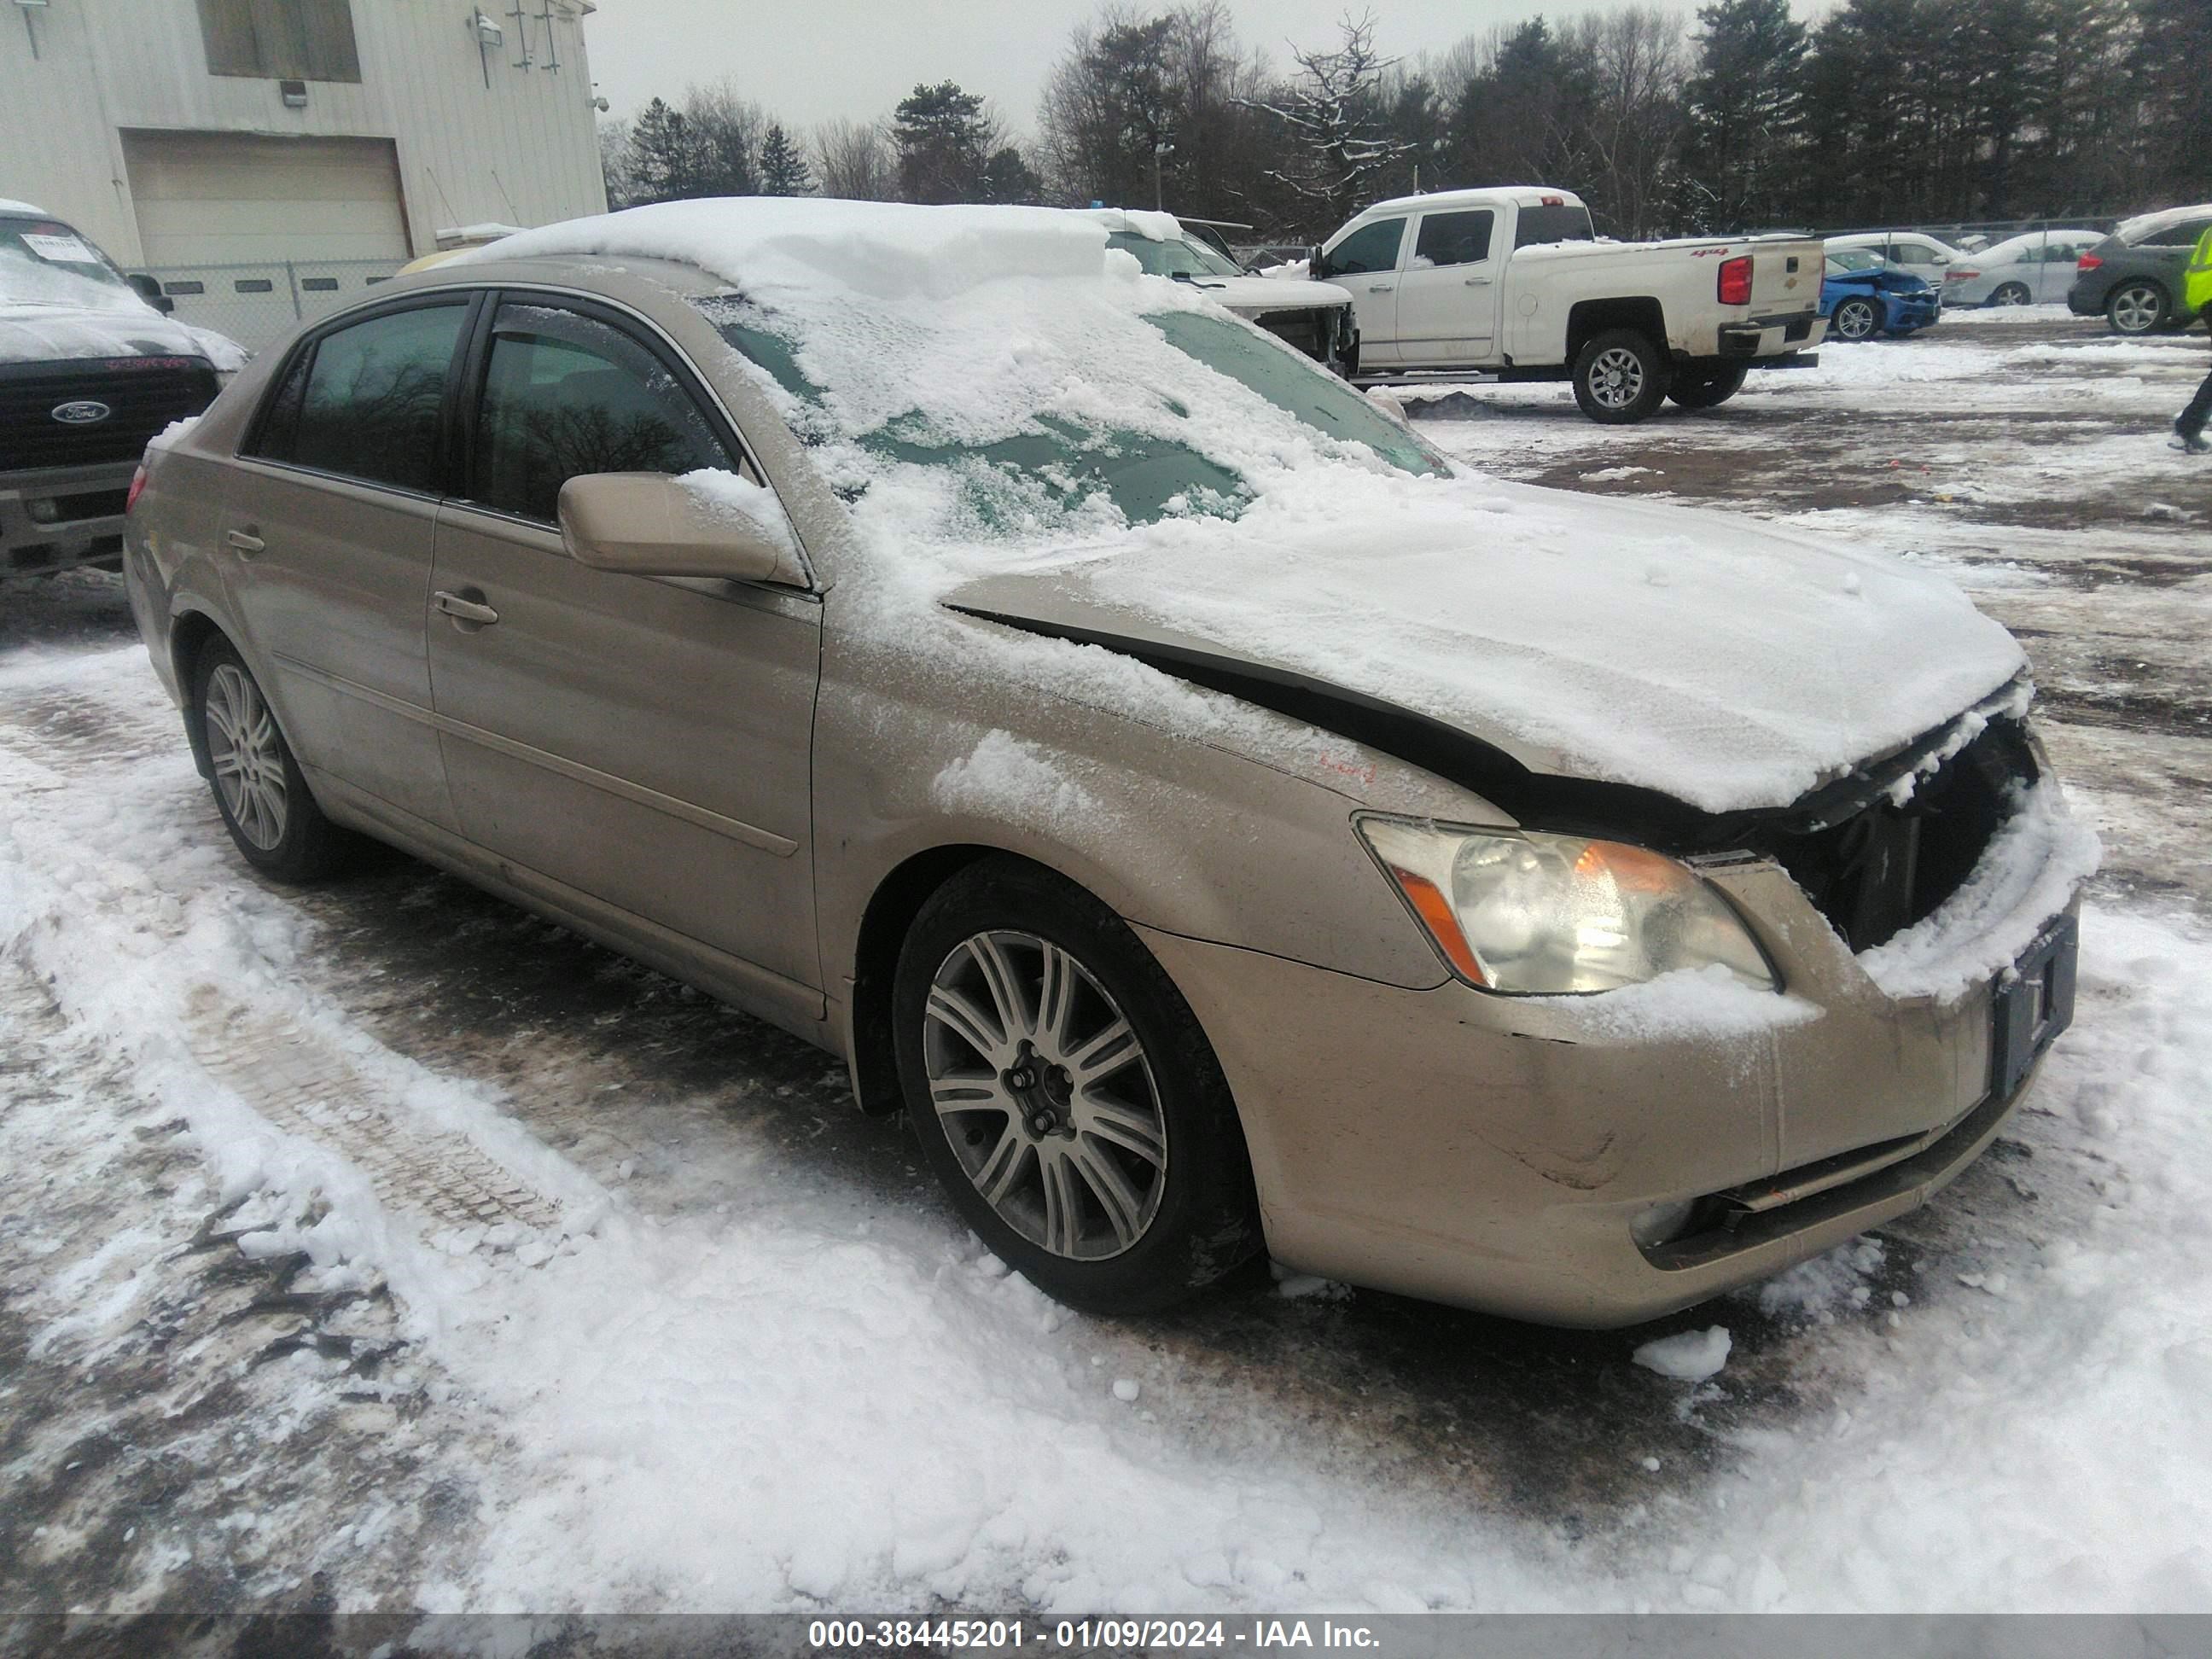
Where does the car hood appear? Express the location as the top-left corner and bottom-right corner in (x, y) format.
(1185, 274), (1353, 314)
(940, 474), (2026, 818)
(0, 300), (212, 368)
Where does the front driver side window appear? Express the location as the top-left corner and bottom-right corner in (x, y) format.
(469, 302), (734, 524)
(1319, 218), (1406, 278)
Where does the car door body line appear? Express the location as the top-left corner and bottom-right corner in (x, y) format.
(303, 765), (829, 1033)
(271, 649), (800, 856)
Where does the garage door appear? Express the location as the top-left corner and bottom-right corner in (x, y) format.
(122, 131), (410, 266)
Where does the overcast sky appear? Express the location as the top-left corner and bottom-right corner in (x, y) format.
(579, 0), (1826, 137)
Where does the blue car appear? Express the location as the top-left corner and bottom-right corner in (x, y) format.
(1820, 248), (1941, 341)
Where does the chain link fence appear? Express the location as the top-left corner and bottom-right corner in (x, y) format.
(143, 258), (409, 355)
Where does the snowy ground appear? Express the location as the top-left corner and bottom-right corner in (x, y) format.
(3, 312), (2211, 1622)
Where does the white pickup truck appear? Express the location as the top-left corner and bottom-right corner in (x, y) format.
(1303, 186), (1825, 422)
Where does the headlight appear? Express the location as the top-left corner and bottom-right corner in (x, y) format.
(1356, 816), (1778, 995)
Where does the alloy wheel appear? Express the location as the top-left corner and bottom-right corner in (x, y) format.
(1587, 346), (1646, 410)
(1992, 282), (2031, 306)
(922, 929), (1167, 1260)
(2110, 285), (2162, 334)
(204, 662), (288, 850)
(1834, 299), (1877, 341)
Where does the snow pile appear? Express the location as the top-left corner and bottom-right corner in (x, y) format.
(1633, 1325), (1732, 1380)
(1001, 478), (2026, 812)
(1859, 777), (2100, 1001)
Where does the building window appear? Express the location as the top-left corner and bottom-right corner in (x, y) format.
(196, 0), (362, 84)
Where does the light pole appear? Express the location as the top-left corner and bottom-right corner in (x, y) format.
(1152, 141), (1173, 212)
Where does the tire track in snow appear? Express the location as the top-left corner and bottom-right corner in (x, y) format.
(0, 652), (602, 1255)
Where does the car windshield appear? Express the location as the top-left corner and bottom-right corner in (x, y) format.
(1105, 231), (1244, 280)
(695, 295), (1444, 536)
(0, 217), (145, 311)
(1826, 249), (1884, 273)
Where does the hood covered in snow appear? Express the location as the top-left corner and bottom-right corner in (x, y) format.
(1184, 272), (1353, 316)
(943, 476), (2027, 819)
(0, 300), (215, 369)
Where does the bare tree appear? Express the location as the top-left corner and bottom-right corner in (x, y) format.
(1566, 8), (1687, 237)
(1241, 10), (1415, 232)
(813, 119), (898, 201)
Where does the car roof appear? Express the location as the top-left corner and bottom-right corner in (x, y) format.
(364, 251), (726, 306)
(2116, 202), (2212, 241)
(1358, 185), (1585, 217)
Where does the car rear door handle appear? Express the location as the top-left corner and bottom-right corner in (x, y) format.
(224, 529), (264, 555)
(434, 589), (500, 627)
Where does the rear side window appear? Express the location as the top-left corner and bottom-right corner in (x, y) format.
(259, 303), (468, 493)
(2141, 218), (2212, 247)
(1412, 211), (1494, 269)
(1513, 204), (1595, 248)
(468, 302), (732, 524)
(1319, 218), (1406, 277)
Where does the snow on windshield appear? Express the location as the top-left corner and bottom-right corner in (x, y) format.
(469, 200), (1436, 556)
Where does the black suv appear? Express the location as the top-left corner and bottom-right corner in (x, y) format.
(2068, 204), (2212, 335)
(2, 207), (227, 579)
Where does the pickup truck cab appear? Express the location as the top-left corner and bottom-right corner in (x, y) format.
(1307, 186), (1825, 422)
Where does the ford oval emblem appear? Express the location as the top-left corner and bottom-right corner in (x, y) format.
(51, 400), (113, 425)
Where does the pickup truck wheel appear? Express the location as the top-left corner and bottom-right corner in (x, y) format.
(894, 856), (1262, 1316)
(1830, 295), (1882, 341)
(1666, 362), (1748, 410)
(2106, 281), (2168, 335)
(189, 639), (359, 883)
(1571, 329), (1672, 424)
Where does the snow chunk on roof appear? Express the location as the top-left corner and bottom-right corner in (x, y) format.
(1082, 207), (1185, 242)
(469, 197), (1113, 301)
(0, 199), (50, 217)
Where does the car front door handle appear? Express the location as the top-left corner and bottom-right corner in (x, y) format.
(224, 529), (264, 555)
(1366, 282), (1394, 293)
(1464, 274), (1493, 286)
(434, 589), (500, 627)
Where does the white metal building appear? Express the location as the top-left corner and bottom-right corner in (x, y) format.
(2, 0), (607, 342)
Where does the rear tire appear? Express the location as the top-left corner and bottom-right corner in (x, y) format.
(893, 857), (1261, 1315)
(1988, 282), (2032, 307)
(1570, 329), (1672, 424)
(2106, 281), (2168, 335)
(1666, 361), (1749, 410)
(1830, 294), (1882, 342)
(189, 638), (358, 883)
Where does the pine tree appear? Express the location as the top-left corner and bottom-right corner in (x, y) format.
(628, 96), (700, 205)
(1679, 0), (1807, 230)
(760, 123), (814, 196)
(894, 81), (997, 202)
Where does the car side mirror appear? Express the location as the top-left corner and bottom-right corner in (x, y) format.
(1307, 244), (1323, 280)
(127, 272), (175, 313)
(557, 471), (804, 585)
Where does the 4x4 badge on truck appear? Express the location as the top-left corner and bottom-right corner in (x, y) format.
(50, 400), (112, 425)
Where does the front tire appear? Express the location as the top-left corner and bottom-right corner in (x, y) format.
(1830, 294), (1882, 341)
(894, 857), (1261, 1315)
(1666, 361), (1748, 410)
(189, 638), (358, 882)
(2106, 281), (2168, 335)
(1571, 329), (1672, 424)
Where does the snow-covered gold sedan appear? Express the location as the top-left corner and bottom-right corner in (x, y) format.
(123, 201), (2094, 1325)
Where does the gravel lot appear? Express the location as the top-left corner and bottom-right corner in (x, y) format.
(3, 310), (2209, 1627)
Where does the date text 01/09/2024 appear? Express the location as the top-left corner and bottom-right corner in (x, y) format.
(806, 1618), (1384, 1650)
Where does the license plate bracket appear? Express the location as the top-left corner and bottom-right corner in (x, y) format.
(1988, 913), (2078, 1103)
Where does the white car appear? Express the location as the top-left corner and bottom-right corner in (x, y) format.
(1084, 209), (1357, 372)
(1824, 231), (1974, 301)
(1945, 230), (2106, 306)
